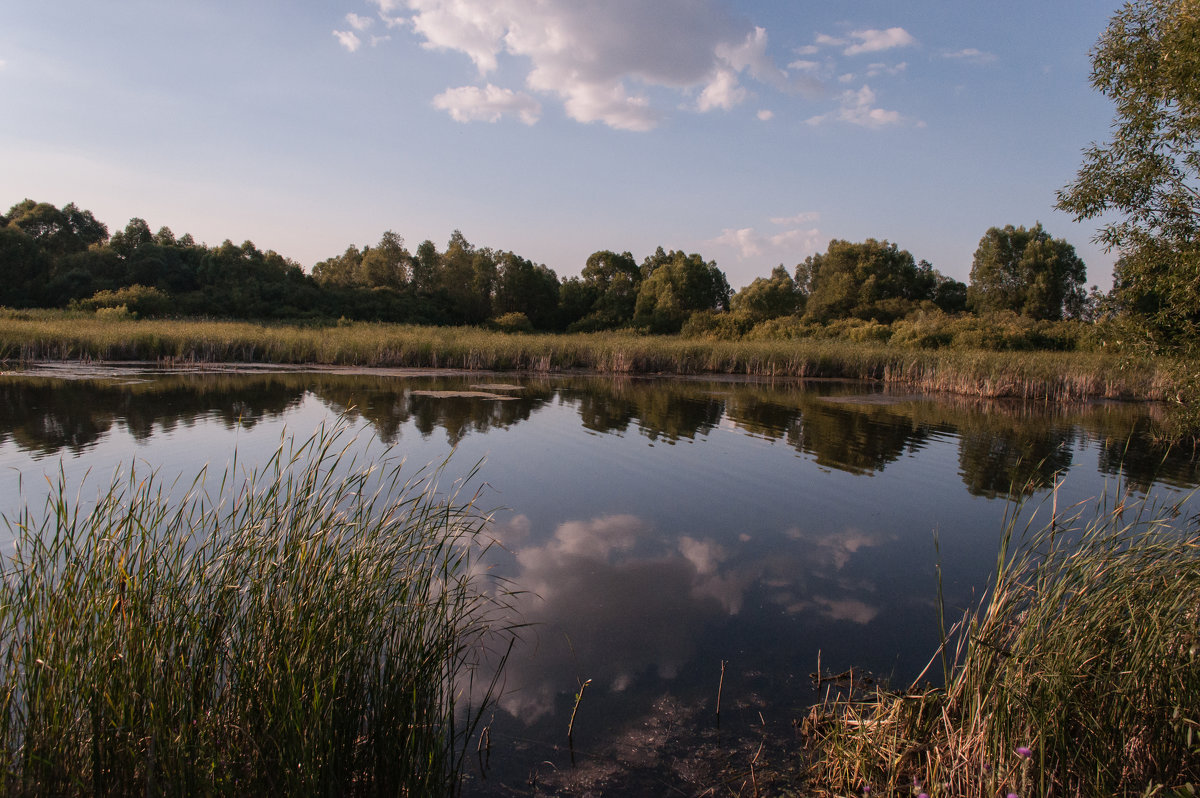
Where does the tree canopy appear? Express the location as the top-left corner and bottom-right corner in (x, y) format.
(797, 239), (960, 323)
(967, 224), (1086, 321)
(1056, 0), (1200, 344)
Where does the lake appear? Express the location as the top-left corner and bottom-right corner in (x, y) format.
(0, 364), (1194, 795)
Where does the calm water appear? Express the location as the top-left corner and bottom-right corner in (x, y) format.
(0, 364), (1194, 794)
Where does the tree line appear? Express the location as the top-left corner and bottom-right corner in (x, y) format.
(0, 198), (1096, 335)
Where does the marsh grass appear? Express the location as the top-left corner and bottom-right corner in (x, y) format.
(0, 421), (510, 795)
(0, 313), (1172, 402)
(803, 488), (1200, 796)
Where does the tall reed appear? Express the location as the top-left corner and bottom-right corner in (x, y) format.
(803, 488), (1200, 796)
(0, 421), (509, 795)
(0, 313), (1171, 402)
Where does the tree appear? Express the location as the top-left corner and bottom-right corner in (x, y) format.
(731, 266), (803, 322)
(633, 249), (730, 333)
(966, 224), (1086, 321)
(798, 239), (943, 323)
(1056, 0), (1200, 344)
(580, 250), (641, 327)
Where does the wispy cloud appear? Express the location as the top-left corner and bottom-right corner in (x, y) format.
(807, 84), (908, 128)
(807, 27), (917, 57)
(757, 109), (774, 121)
(332, 30), (362, 52)
(432, 83), (541, 125)
(709, 213), (822, 260)
(346, 12), (374, 31)
(943, 47), (997, 65)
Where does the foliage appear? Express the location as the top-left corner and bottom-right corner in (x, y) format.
(730, 266), (803, 322)
(804, 489), (1200, 796)
(1057, 0), (1200, 349)
(0, 422), (511, 794)
(73, 284), (173, 318)
(966, 223), (1087, 320)
(798, 239), (962, 324)
(490, 310), (534, 333)
(633, 248), (731, 333)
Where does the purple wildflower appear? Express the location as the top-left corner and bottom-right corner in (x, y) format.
(1016, 746), (1033, 759)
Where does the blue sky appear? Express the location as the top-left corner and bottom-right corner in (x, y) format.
(2, 1), (1124, 291)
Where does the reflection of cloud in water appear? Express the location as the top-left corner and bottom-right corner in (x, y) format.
(485, 514), (895, 723)
(492, 515), (744, 722)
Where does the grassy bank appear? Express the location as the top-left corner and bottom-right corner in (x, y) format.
(802, 489), (1200, 797)
(0, 312), (1175, 402)
(0, 422), (508, 795)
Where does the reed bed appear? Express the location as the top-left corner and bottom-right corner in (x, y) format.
(0, 421), (509, 795)
(803, 488), (1200, 797)
(0, 313), (1173, 401)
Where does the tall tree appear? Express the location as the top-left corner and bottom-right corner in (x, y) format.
(731, 266), (803, 321)
(633, 249), (730, 333)
(1056, 0), (1200, 345)
(967, 224), (1086, 321)
(798, 239), (942, 323)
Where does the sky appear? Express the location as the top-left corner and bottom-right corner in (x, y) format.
(1, 1), (1127, 291)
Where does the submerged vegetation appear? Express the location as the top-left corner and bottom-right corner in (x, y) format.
(0, 422), (508, 795)
(803, 488), (1200, 796)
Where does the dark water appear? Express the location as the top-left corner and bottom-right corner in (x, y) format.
(0, 364), (1194, 795)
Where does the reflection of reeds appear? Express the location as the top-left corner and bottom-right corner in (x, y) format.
(0, 313), (1173, 401)
(0, 421), (509, 794)
(803, 488), (1200, 796)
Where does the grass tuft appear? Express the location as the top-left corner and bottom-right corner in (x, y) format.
(803, 487), (1200, 797)
(0, 420), (510, 795)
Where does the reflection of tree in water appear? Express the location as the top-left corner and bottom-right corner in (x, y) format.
(1096, 418), (1200, 493)
(312, 376), (554, 446)
(0, 376), (304, 457)
(561, 378), (721, 442)
(791, 401), (933, 476)
(955, 413), (1076, 498)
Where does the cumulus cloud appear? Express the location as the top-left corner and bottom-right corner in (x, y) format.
(346, 12), (374, 31)
(757, 109), (774, 121)
(807, 84), (906, 128)
(944, 47), (997, 64)
(332, 30), (363, 52)
(844, 27), (916, 55)
(708, 214), (823, 260)
(388, 0), (793, 129)
(432, 83), (541, 124)
(808, 27), (917, 57)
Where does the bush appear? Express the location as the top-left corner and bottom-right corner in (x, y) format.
(490, 311), (534, 333)
(74, 284), (173, 318)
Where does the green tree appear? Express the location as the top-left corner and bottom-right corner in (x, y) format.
(493, 252), (559, 329)
(358, 231), (410, 290)
(579, 250), (641, 327)
(798, 239), (941, 323)
(1056, 0), (1200, 344)
(633, 249), (731, 333)
(731, 266), (803, 322)
(966, 224), (1086, 320)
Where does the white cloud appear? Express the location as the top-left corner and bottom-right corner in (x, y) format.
(944, 47), (997, 65)
(866, 61), (907, 77)
(843, 27), (916, 56)
(432, 83), (541, 124)
(787, 59), (821, 72)
(708, 219), (822, 260)
(332, 30), (362, 52)
(808, 27), (917, 57)
(807, 84), (905, 128)
(697, 69), (745, 112)
(769, 211), (820, 225)
(757, 109), (774, 121)
(346, 12), (374, 31)
(395, 0), (792, 130)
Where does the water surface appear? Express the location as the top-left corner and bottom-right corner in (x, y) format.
(0, 365), (1192, 795)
